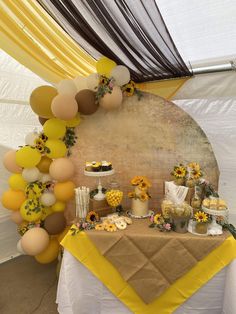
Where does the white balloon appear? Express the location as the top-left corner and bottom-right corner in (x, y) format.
(111, 65), (130, 86)
(22, 167), (40, 182)
(74, 76), (87, 92)
(57, 79), (77, 96)
(17, 240), (26, 255)
(25, 132), (38, 146)
(86, 73), (99, 91)
(40, 173), (52, 183)
(40, 192), (56, 206)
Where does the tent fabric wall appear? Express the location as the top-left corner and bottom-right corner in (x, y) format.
(0, 50), (44, 263)
(173, 71), (236, 224)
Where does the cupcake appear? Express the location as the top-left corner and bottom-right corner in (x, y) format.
(92, 161), (101, 172)
(85, 162), (93, 172)
(101, 161), (112, 171)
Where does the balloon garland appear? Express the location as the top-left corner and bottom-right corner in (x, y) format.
(1, 56), (140, 264)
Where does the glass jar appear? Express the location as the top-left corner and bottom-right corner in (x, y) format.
(194, 222), (208, 234)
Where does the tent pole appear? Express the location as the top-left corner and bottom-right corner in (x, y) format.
(192, 61), (236, 75)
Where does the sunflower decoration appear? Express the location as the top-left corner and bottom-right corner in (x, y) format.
(194, 211), (209, 223)
(153, 213), (164, 225)
(35, 133), (50, 154)
(95, 75), (114, 103)
(122, 80), (135, 97)
(129, 176), (151, 201)
(105, 223), (117, 232)
(188, 162), (200, 171)
(191, 169), (202, 180)
(86, 211), (99, 224)
(171, 164), (187, 179)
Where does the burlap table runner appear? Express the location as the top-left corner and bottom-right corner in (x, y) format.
(86, 219), (228, 304)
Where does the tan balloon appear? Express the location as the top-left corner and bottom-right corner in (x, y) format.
(37, 156), (52, 173)
(10, 211), (23, 225)
(3, 150), (22, 173)
(51, 94), (78, 120)
(49, 158), (75, 182)
(21, 228), (50, 256)
(99, 86), (123, 110)
(30, 86), (56, 118)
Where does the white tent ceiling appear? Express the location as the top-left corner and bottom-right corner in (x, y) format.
(157, 0), (236, 66)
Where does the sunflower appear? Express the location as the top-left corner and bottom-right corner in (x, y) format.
(138, 181), (148, 191)
(142, 176), (151, 188)
(172, 166), (187, 178)
(35, 138), (46, 153)
(95, 224), (105, 231)
(188, 162), (200, 171)
(153, 214), (164, 225)
(128, 192), (135, 198)
(39, 133), (48, 142)
(86, 211), (99, 223)
(140, 192), (149, 202)
(194, 211), (208, 223)
(131, 176), (142, 186)
(105, 223), (117, 232)
(122, 80), (135, 97)
(192, 169), (202, 179)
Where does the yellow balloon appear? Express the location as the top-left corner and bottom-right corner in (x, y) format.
(25, 182), (44, 199)
(8, 173), (27, 191)
(54, 181), (76, 201)
(1, 189), (26, 211)
(62, 113), (81, 127)
(20, 199), (43, 222)
(96, 56), (117, 77)
(41, 206), (53, 220)
(51, 201), (66, 212)
(45, 140), (67, 159)
(16, 146), (41, 168)
(30, 85), (57, 118)
(35, 238), (59, 264)
(43, 118), (66, 139)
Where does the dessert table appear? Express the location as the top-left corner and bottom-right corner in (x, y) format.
(57, 220), (236, 314)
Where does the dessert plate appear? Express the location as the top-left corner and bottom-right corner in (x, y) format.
(126, 210), (154, 219)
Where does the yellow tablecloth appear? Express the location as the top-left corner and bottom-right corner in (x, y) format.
(61, 223), (236, 314)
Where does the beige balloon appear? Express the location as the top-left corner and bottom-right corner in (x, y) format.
(49, 158), (75, 182)
(99, 86), (123, 110)
(21, 228), (49, 256)
(3, 150), (22, 173)
(51, 94), (78, 120)
(11, 211), (23, 225)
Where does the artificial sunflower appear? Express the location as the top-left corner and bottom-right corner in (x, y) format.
(131, 176), (142, 186)
(38, 133), (48, 142)
(153, 214), (164, 225)
(128, 192), (135, 198)
(105, 223), (117, 232)
(140, 192), (149, 202)
(194, 211), (208, 223)
(95, 224), (105, 231)
(172, 165), (187, 178)
(138, 181), (148, 191)
(86, 211), (99, 223)
(122, 80), (135, 97)
(192, 169), (202, 179)
(188, 162), (200, 171)
(142, 176), (151, 187)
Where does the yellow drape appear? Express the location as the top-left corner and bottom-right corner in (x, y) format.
(0, 0), (96, 83)
(62, 229), (236, 314)
(136, 78), (189, 100)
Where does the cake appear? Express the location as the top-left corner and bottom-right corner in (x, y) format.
(128, 176), (151, 217)
(85, 161), (112, 172)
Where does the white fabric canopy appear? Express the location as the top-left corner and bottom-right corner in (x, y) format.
(157, 0), (236, 65)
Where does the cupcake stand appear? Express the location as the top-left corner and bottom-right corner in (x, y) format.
(84, 169), (115, 201)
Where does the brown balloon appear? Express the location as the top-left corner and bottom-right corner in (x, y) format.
(38, 116), (48, 126)
(44, 212), (66, 235)
(75, 89), (98, 115)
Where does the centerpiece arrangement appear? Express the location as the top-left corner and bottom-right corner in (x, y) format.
(128, 176), (151, 217)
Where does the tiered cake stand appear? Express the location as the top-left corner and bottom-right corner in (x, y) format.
(84, 169), (115, 201)
(202, 206), (229, 235)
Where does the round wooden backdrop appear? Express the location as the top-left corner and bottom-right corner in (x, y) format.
(68, 92), (219, 216)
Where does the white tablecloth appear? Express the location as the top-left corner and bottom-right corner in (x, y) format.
(56, 250), (236, 314)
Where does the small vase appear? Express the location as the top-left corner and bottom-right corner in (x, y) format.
(174, 178), (185, 186)
(171, 214), (190, 233)
(195, 222), (208, 234)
